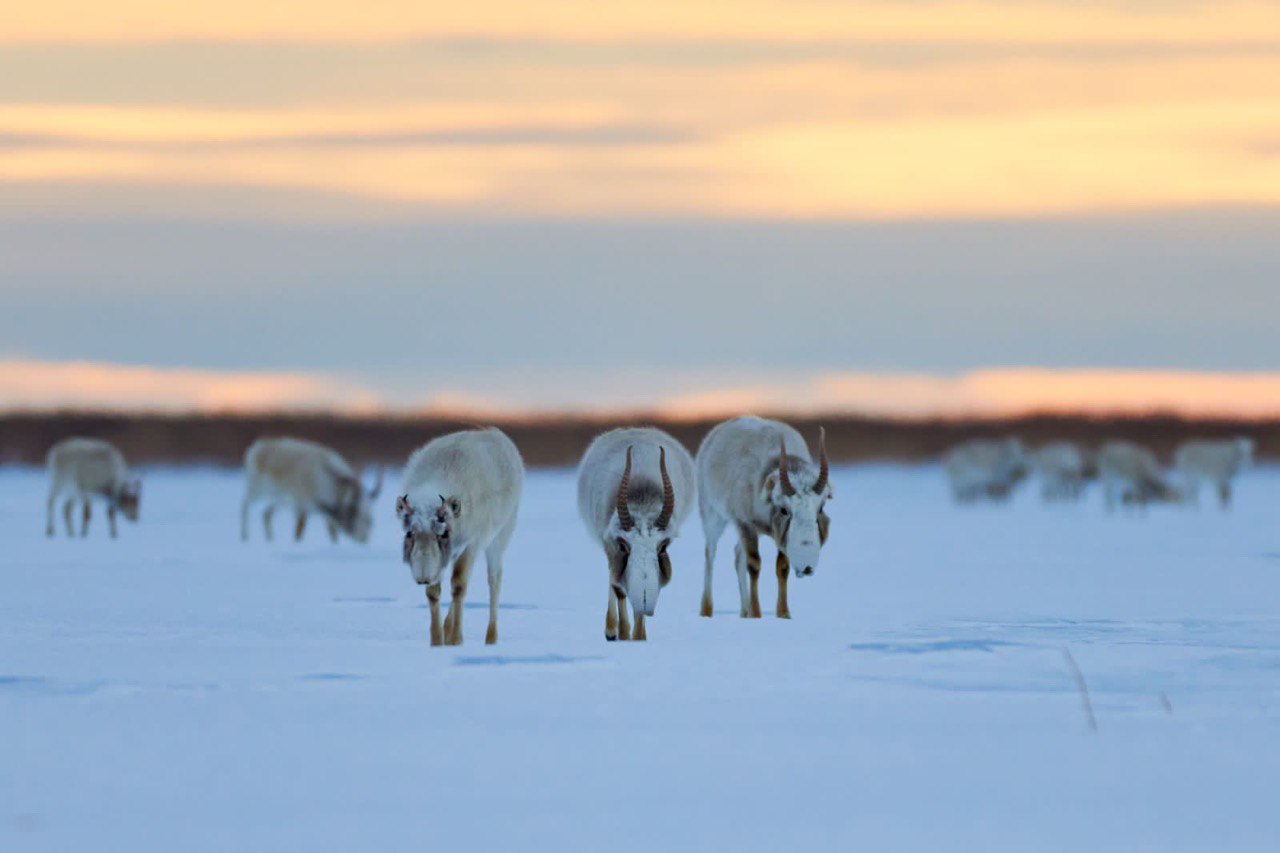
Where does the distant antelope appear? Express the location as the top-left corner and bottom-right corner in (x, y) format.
(944, 438), (1028, 503)
(1175, 437), (1254, 509)
(241, 438), (382, 543)
(696, 417), (831, 620)
(577, 428), (695, 641)
(45, 438), (141, 538)
(1098, 440), (1182, 510)
(397, 428), (523, 646)
(1033, 442), (1095, 503)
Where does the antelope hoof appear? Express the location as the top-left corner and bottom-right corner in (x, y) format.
(605, 632), (618, 642)
(485, 624), (498, 645)
(700, 599), (713, 618)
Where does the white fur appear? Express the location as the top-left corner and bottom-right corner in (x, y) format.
(576, 427), (694, 638)
(695, 416), (832, 619)
(397, 428), (523, 645)
(1097, 440), (1181, 510)
(944, 438), (1027, 503)
(1174, 437), (1254, 509)
(241, 437), (381, 543)
(45, 437), (140, 539)
(1033, 441), (1094, 503)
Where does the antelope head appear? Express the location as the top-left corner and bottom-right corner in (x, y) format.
(397, 493), (462, 586)
(323, 466), (383, 543)
(605, 446), (676, 617)
(115, 478), (141, 522)
(763, 428), (832, 578)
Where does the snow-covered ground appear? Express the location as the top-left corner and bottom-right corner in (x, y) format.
(3, 464), (1278, 851)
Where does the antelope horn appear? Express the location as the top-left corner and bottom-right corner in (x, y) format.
(813, 427), (829, 494)
(778, 437), (797, 496)
(616, 446), (635, 531)
(655, 446), (675, 530)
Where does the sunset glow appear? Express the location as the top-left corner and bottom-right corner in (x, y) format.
(3, 2), (1280, 219)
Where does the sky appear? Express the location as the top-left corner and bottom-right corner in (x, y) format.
(1, 1), (1278, 416)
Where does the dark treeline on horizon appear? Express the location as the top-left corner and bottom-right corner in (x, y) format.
(2, 412), (1276, 469)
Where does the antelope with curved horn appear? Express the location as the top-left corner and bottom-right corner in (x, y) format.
(396, 428), (523, 646)
(241, 437), (382, 543)
(577, 427), (695, 641)
(695, 417), (833, 619)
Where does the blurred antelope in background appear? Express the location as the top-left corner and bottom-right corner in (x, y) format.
(1033, 442), (1096, 503)
(944, 438), (1028, 503)
(577, 428), (694, 641)
(241, 438), (382, 543)
(696, 417), (831, 620)
(1175, 437), (1254, 509)
(45, 438), (141, 539)
(397, 428), (523, 646)
(1098, 440), (1182, 510)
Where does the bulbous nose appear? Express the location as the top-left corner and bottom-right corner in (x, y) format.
(797, 565), (815, 577)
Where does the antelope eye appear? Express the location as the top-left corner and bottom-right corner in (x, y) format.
(658, 539), (670, 555)
(616, 538), (630, 554)
(778, 506), (790, 517)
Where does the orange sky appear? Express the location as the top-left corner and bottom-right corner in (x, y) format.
(3, 2), (1280, 219)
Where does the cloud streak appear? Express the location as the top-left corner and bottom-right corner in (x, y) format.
(3, 359), (1277, 419)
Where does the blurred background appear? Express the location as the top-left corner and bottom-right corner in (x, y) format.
(2, 1), (1278, 463)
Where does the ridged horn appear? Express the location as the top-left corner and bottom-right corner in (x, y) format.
(778, 437), (797, 496)
(656, 446), (675, 530)
(616, 446), (635, 531)
(813, 427), (829, 494)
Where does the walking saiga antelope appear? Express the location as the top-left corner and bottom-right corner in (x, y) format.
(1098, 440), (1182, 510)
(241, 438), (382, 543)
(944, 438), (1028, 503)
(577, 428), (694, 641)
(696, 417), (831, 619)
(45, 438), (141, 538)
(1174, 437), (1254, 509)
(397, 428), (523, 646)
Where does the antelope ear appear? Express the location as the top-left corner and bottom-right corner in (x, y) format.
(395, 495), (414, 525)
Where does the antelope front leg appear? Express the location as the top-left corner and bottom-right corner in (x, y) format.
(294, 511), (308, 541)
(632, 611), (647, 641)
(62, 499), (75, 537)
(739, 527), (763, 618)
(605, 585), (619, 641)
(80, 501), (91, 537)
(108, 506), (118, 540)
(426, 583), (444, 646)
(445, 551), (475, 646)
(485, 558), (502, 645)
(614, 587), (632, 640)
(775, 552), (791, 619)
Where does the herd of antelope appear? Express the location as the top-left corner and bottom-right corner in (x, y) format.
(944, 436), (1255, 509)
(42, 424), (1254, 646)
(42, 416), (833, 646)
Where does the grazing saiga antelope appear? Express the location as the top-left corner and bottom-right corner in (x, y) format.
(45, 438), (141, 539)
(1174, 437), (1254, 509)
(581, 427), (696, 640)
(577, 428), (695, 641)
(696, 417), (831, 620)
(397, 428), (523, 646)
(1033, 441), (1095, 503)
(944, 438), (1028, 503)
(241, 438), (382, 543)
(1098, 440), (1182, 510)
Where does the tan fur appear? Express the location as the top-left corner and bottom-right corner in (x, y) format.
(427, 584), (444, 647)
(633, 613), (647, 641)
(615, 587), (632, 640)
(775, 553), (791, 619)
(445, 550), (476, 646)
